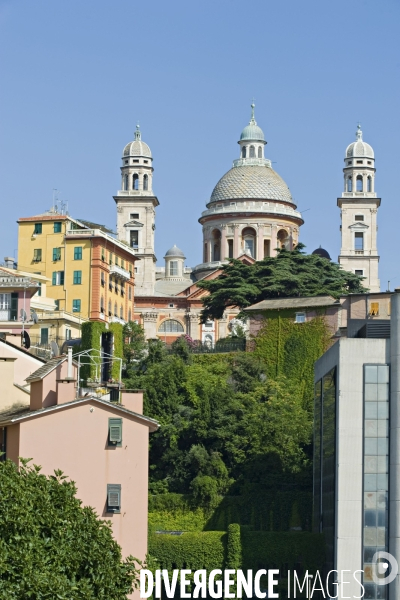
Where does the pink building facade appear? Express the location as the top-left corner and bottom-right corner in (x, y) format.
(0, 354), (158, 587)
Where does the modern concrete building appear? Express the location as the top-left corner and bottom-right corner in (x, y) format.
(314, 290), (400, 600)
(338, 125), (381, 292)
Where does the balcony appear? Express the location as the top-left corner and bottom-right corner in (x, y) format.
(109, 264), (130, 281)
(110, 315), (126, 325)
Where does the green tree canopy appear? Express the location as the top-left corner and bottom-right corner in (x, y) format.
(197, 244), (366, 322)
(0, 459), (140, 599)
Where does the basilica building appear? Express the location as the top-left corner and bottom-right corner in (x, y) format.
(113, 109), (381, 342)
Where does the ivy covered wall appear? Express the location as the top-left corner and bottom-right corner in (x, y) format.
(253, 310), (331, 410)
(79, 321), (124, 381)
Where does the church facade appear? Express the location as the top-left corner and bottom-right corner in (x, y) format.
(112, 110), (381, 342)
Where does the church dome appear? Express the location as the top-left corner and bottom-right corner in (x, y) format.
(164, 245), (185, 258)
(210, 165), (293, 204)
(345, 124), (374, 159)
(312, 246), (331, 260)
(123, 124), (152, 158)
(239, 103), (266, 143)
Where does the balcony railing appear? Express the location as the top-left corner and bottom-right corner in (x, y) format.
(109, 264), (130, 281)
(0, 309), (11, 321)
(110, 315), (126, 325)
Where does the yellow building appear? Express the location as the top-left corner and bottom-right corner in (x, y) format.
(17, 210), (138, 345)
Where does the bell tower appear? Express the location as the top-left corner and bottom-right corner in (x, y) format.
(337, 125), (380, 292)
(114, 125), (159, 296)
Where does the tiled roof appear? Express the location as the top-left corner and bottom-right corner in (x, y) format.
(244, 296), (338, 311)
(0, 339), (47, 363)
(25, 356), (67, 382)
(0, 396), (159, 431)
(210, 165), (293, 204)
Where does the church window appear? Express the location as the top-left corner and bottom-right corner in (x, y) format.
(212, 229), (221, 262)
(242, 227), (257, 258)
(367, 177), (372, 192)
(249, 145), (255, 158)
(124, 175), (129, 190)
(158, 319), (184, 333)
(264, 239), (271, 257)
(355, 232), (364, 251)
(258, 146), (262, 158)
(130, 213), (139, 219)
(169, 261), (178, 276)
(143, 174), (148, 191)
(130, 230), (139, 248)
(241, 147), (246, 158)
(367, 161), (372, 165)
(355, 215), (364, 221)
(347, 177), (353, 192)
(277, 229), (289, 250)
(228, 239), (233, 259)
(132, 174), (139, 190)
(356, 175), (363, 192)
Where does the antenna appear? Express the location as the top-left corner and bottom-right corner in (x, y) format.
(52, 189), (59, 212)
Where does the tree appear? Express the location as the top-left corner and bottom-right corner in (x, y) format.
(197, 244), (366, 322)
(0, 459), (141, 599)
(123, 321), (147, 375)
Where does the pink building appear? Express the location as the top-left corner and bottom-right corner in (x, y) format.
(0, 265), (40, 339)
(0, 352), (158, 581)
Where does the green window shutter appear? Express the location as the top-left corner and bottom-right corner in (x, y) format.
(52, 248), (60, 261)
(107, 484), (121, 512)
(10, 293), (18, 321)
(108, 418), (122, 445)
(74, 247), (82, 260)
(52, 272), (56, 285)
(54, 222), (62, 233)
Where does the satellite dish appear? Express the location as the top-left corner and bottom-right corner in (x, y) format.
(31, 311), (39, 324)
(50, 340), (60, 357)
(20, 309), (27, 322)
(21, 330), (31, 349)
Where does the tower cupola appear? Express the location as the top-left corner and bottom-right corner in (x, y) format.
(120, 124), (154, 195)
(238, 103), (267, 162)
(343, 124), (375, 196)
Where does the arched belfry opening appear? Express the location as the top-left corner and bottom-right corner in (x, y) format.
(277, 229), (289, 249)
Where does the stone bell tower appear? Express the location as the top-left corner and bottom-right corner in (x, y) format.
(114, 125), (159, 296)
(337, 125), (380, 292)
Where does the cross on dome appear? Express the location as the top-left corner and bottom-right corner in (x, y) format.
(356, 123), (363, 140)
(134, 123), (141, 141)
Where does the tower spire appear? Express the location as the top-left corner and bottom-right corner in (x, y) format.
(134, 123), (141, 141)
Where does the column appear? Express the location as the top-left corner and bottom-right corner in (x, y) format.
(186, 312), (200, 339)
(233, 224), (240, 258)
(271, 224), (278, 256)
(257, 224), (264, 259)
(220, 225), (227, 261)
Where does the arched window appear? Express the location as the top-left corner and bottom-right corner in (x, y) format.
(114, 302), (117, 316)
(100, 296), (104, 313)
(347, 177), (352, 193)
(212, 229), (221, 262)
(120, 305), (123, 319)
(108, 300), (112, 316)
(124, 175), (129, 190)
(133, 174), (139, 190)
(249, 145), (255, 158)
(143, 174), (148, 191)
(241, 147), (246, 159)
(277, 229), (289, 250)
(356, 175), (363, 192)
(367, 176), (372, 192)
(258, 146), (262, 158)
(242, 227), (256, 258)
(158, 319), (184, 333)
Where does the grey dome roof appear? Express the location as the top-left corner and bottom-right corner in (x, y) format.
(345, 124), (374, 159)
(123, 124), (152, 158)
(164, 245), (185, 258)
(210, 165), (293, 204)
(240, 123), (265, 142)
(239, 103), (265, 143)
(312, 246), (331, 260)
(123, 140), (152, 158)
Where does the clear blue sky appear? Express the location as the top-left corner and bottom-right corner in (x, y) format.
(1, 0), (399, 289)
